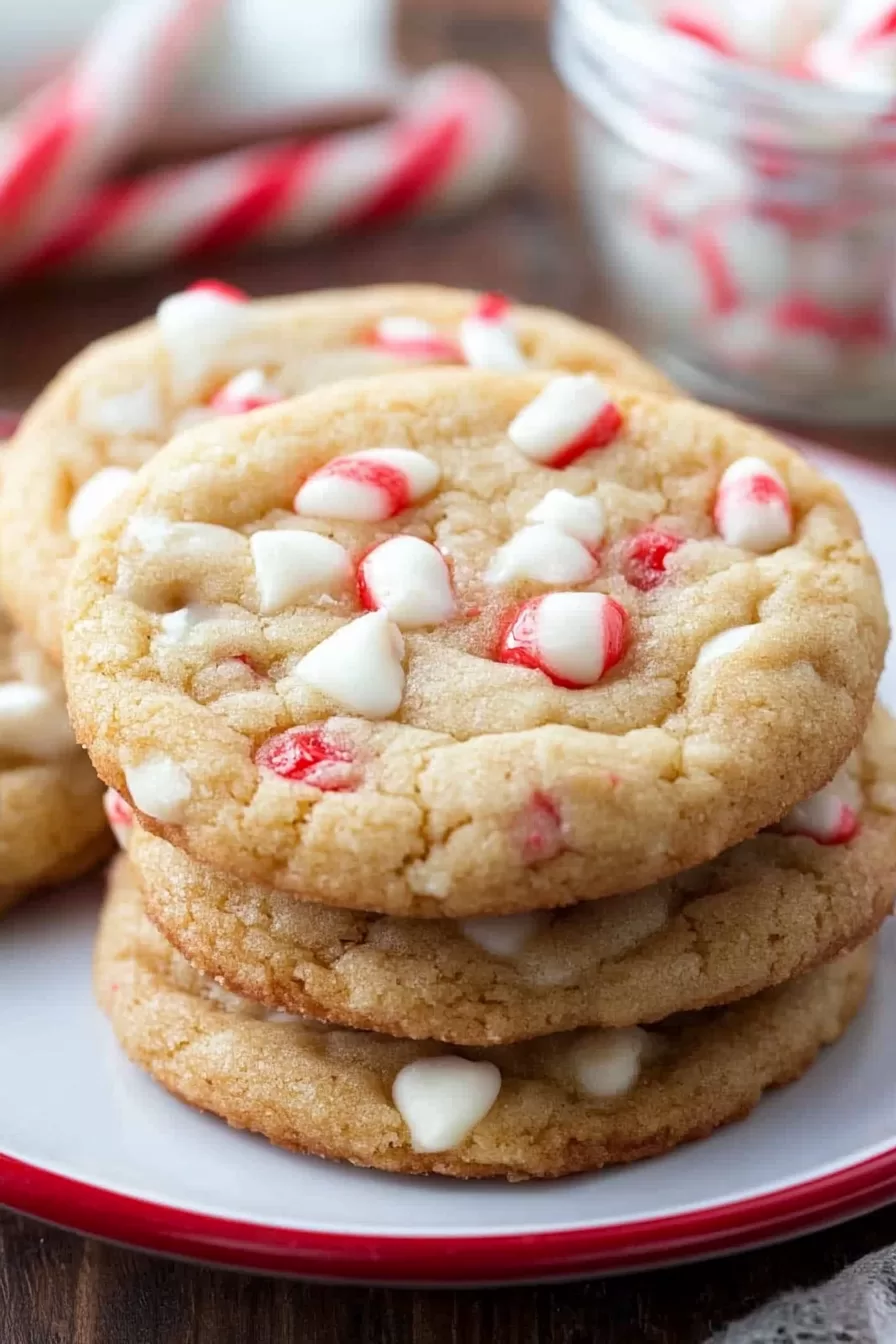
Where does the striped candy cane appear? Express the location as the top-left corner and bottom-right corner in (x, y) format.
(0, 0), (220, 240)
(7, 65), (523, 280)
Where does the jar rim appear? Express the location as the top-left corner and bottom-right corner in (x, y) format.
(555, 0), (896, 121)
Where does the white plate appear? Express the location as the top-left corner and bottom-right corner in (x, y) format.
(0, 442), (894, 1285)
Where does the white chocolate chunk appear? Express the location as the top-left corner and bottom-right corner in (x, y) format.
(508, 374), (612, 464)
(292, 611), (405, 718)
(0, 682), (75, 758)
(156, 287), (248, 389)
(250, 530), (352, 614)
(68, 467), (136, 539)
(156, 605), (229, 645)
(392, 1056), (502, 1153)
(458, 315), (526, 371)
(124, 756), (192, 823)
(486, 524), (597, 586)
(527, 489), (606, 545)
(695, 624), (759, 667)
(125, 517), (245, 556)
(459, 912), (549, 958)
(570, 1027), (650, 1098)
(359, 536), (455, 627)
(79, 382), (163, 436)
(294, 449), (441, 522)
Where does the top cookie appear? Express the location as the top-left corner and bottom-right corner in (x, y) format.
(0, 283), (673, 661)
(64, 369), (887, 916)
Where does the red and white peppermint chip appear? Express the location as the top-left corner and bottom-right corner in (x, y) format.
(67, 466), (135, 540)
(458, 293), (527, 372)
(515, 791), (565, 865)
(250, 530), (352, 615)
(496, 592), (629, 688)
(779, 770), (861, 844)
(802, 0), (896, 90)
(292, 611), (405, 718)
(526, 489), (606, 546)
(294, 449), (441, 522)
(507, 375), (623, 468)
(357, 536), (455, 628)
(368, 315), (461, 363)
(103, 788), (134, 848)
(255, 724), (362, 792)
(156, 280), (250, 388)
(486, 525), (598, 587)
(621, 528), (685, 591)
(210, 369), (284, 415)
(714, 456), (793, 553)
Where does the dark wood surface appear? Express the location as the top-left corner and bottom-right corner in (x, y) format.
(1, 1), (895, 1340)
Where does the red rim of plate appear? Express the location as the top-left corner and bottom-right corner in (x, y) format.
(1, 1144), (896, 1282)
(0, 432), (891, 1282)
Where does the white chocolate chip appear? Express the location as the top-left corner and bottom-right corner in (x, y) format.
(392, 1056), (502, 1153)
(125, 517), (245, 556)
(570, 1027), (649, 1098)
(358, 536), (455, 627)
(156, 287), (248, 390)
(486, 524), (597, 587)
(250, 530), (352, 614)
(79, 381), (164, 436)
(68, 467), (136, 539)
(292, 611), (405, 718)
(459, 911), (549, 958)
(527, 489), (606, 545)
(695, 624), (759, 667)
(0, 682), (75, 758)
(458, 315), (526, 371)
(124, 756), (192, 823)
(156, 604), (229, 645)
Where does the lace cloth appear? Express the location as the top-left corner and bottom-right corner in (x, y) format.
(711, 1246), (896, 1343)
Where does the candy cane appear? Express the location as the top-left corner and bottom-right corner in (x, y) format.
(0, 0), (220, 243)
(7, 65), (522, 280)
(802, 0), (896, 88)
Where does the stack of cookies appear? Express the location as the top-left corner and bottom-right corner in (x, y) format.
(4, 283), (892, 1181)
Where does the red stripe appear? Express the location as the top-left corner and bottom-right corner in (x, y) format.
(9, 178), (145, 280)
(341, 110), (467, 229)
(856, 6), (896, 49)
(663, 8), (737, 54)
(179, 146), (312, 256)
(0, 80), (82, 226)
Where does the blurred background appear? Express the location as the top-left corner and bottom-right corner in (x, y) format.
(2, 0), (896, 443)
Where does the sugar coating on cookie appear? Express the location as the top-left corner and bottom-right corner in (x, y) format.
(0, 284), (675, 662)
(96, 862), (874, 1180)
(133, 707), (896, 1045)
(64, 369), (887, 916)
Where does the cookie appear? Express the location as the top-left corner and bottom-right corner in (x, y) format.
(127, 704), (896, 1043)
(96, 857), (872, 1180)
(0, 605), (109, 911)
(0, 283), (673, 660)
(65, 369), (887, 915)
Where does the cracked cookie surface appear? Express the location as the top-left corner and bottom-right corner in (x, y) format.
(65, 369), (887, 915)
(97, 858), (873, 1181)
(0, 605), (109, 909)
(129, 705), (896, 1043)
(0, 283), (673, 661)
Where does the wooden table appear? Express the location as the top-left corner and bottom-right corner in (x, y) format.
(1, 1), (894, 1339)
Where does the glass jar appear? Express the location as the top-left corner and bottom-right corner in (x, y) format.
(552, 0), (896, 423)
